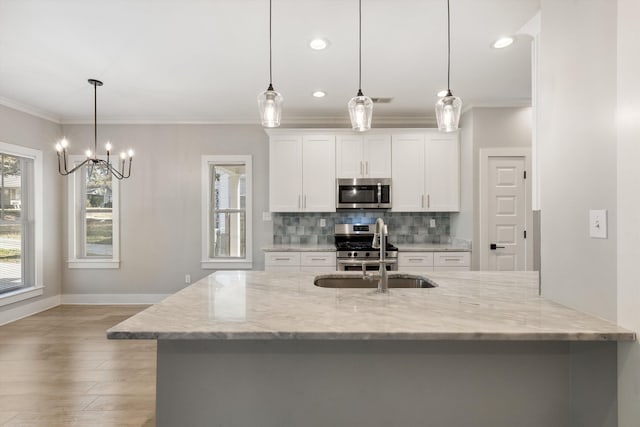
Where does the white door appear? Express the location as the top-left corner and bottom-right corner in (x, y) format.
(269, 135), (302, 212)
(336, 135), (363, 178)
(364, 135), (391, 178)
(486, 156), (528, 270)
(302, 135), (335, 212)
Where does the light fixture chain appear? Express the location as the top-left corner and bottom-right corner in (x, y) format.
(94, 81), (98, 158)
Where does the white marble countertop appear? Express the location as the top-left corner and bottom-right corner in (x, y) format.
(396, 243), (471, 252)
(107, 271), (635, 342)
(262, 244), (336, 252)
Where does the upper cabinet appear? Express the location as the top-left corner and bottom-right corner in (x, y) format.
(336, 134), (391, 178)
(269, 134), (336, 212)
(392, 132), (460, 212)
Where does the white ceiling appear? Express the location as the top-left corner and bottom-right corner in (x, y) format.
(0, 0), (539, 126)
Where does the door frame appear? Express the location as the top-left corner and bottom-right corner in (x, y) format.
(479, 147), (533, 270)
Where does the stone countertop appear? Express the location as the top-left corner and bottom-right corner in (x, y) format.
(107, 271), (635, 342)
(396, 244), (471, 252)
(262, 244), (336, 252)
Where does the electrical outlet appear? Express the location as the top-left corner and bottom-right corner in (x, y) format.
(589, 209), (607, 239)
(430, 218), (436, 228)
(185, 274), (191, 284)
(262, 212), (271, 221)
(319, 218), (326, 227)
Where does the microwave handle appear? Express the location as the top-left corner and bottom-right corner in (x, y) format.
(377, 182), (382, 205)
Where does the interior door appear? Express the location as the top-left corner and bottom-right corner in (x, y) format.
(486, 156), (527, 270)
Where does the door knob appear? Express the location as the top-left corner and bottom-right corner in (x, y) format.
(490, 243), (505, 250)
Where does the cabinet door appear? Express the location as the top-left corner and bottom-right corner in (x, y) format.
(363, 135), (392, 178)
(425, 134), (460, 212)
(269, 136), (303, 212)
(302, 135), (336, 212)
(336, 135), (364, 178)
(391, 134), (425, 212)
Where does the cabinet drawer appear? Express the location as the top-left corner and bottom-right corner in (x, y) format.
(301, 252), (336, 267)
(433, 252), (470, 267)
(398, 252), (434, 267)
(265, 252), (301, 266)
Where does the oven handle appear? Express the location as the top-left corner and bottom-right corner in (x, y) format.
(337, 258), (397, 269)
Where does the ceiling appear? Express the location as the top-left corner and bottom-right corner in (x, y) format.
(0, 0), (539, 126)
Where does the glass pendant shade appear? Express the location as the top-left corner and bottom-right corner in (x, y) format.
(258, 86), (283, 128)
(348, 93), (373, 132)
(435, 93), (462, 132)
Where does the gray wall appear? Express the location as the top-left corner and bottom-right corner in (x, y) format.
(451, 107), (532, 270)
(60, 124), (272, 295)
(0, 105), (63, 310)
(538, 0), (617, 321)
(616, 0), (640, 424)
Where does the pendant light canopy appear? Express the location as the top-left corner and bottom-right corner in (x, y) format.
(348, 0), (372, 132)
(435, 0), (462, 132)
(258, 0), (283, 128)
(55, 79), (133, 180)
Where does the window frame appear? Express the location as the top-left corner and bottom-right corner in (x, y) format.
(0, 141), (43, 306)
(201, 155), (252, 269)
(67, 155), (120, 269)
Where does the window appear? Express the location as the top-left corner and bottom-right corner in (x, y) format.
(68, 157), (119, 268)
(0, 142), (43, 305)
(202, 155), (252, 269)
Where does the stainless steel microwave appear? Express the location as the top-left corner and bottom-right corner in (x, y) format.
(336, 178), (392, 209)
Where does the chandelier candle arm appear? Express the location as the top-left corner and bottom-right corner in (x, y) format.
(55, 79), (134, 180)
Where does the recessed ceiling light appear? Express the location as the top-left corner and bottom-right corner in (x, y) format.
(492, 36), (514, 49)
(309, 38), (329, 50)
(312, 91), (326, 98)
(437, 89), (448, 97)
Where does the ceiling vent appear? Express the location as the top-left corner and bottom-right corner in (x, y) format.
(371, 97), (394, 104)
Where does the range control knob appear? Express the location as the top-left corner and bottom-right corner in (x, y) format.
(365, 252), (370, 257)
(352, 252), (358, 257)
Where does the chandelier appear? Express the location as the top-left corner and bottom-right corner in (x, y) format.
(56, 79), (133, 180)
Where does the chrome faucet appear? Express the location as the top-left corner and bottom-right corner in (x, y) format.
(361, 218), (390, 293)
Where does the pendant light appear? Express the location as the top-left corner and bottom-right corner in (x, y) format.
(258, 0), (283, 128)
(435, 0), (462, 132)
(55, 79), (133, 180)
(348, 0), (373, 132)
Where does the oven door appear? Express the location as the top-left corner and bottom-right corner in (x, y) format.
(336, 178), (391, 209)
(337, 258), (398, 272)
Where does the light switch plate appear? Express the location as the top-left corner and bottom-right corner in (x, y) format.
(319, 218), (326, 227)
(589, 209), (607, 239)
(430, 218), (436, 228)
(262, 212), (271, 221)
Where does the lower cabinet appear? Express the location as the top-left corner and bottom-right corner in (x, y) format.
(265, 252), (336, 272)
(398, 252), (470, 271)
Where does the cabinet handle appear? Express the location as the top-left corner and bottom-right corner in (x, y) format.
(408, 258), (424, 262)
(298, 195), (301, 209)
(421, 194), (425, 208)
(427, 194), (430, 208)
(274, 258), (291, 261)
(310, 258), (325, 261)
(365, 161), (368, 176)
(360, 161), (363, 176)
(304, 195), (307, 209)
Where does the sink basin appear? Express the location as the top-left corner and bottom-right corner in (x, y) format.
(314, 275), (436, 289)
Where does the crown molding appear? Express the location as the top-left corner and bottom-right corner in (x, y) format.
(0, 97), (61, 124)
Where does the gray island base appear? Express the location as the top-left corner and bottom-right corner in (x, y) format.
(108, 271), (635, 427)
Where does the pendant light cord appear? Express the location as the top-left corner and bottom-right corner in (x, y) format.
(447, 0), (451, 92)
(93, 81), (97, 157)
(269, 0), (273, 88)
(358, 0), (362, 94)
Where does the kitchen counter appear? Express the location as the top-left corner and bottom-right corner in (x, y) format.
(109, 271), (634, 427)
(396, 243), (471, 252)
(261, 244), (335, 252)
(108, 271), (633, 341)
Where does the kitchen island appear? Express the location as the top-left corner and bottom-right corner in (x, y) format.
(108, 271), (634, 427)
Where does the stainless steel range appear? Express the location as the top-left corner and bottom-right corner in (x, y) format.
(335, 224), (398, 271)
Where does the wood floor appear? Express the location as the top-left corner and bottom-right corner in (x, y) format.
(0, 305), (156, 426)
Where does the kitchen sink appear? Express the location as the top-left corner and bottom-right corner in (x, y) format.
(313, 275), (436, 289)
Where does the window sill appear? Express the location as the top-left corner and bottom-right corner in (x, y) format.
(68, 259), (120, 269)
(201, 260), (253, 270)
(0, 286), (44, 308)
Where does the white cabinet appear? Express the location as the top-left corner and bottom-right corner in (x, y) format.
(392, 132), (460, 212)
(398, 251), (470, 271)
(265, 251), (336, 272)
(336, 134), (391, 178)
(269, 134), (335, 212)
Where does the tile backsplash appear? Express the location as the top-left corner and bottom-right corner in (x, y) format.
(272, 212), (451, 245)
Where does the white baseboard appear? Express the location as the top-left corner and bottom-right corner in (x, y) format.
(0, 295), (61, 326)
(61, 293), (171, 305)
